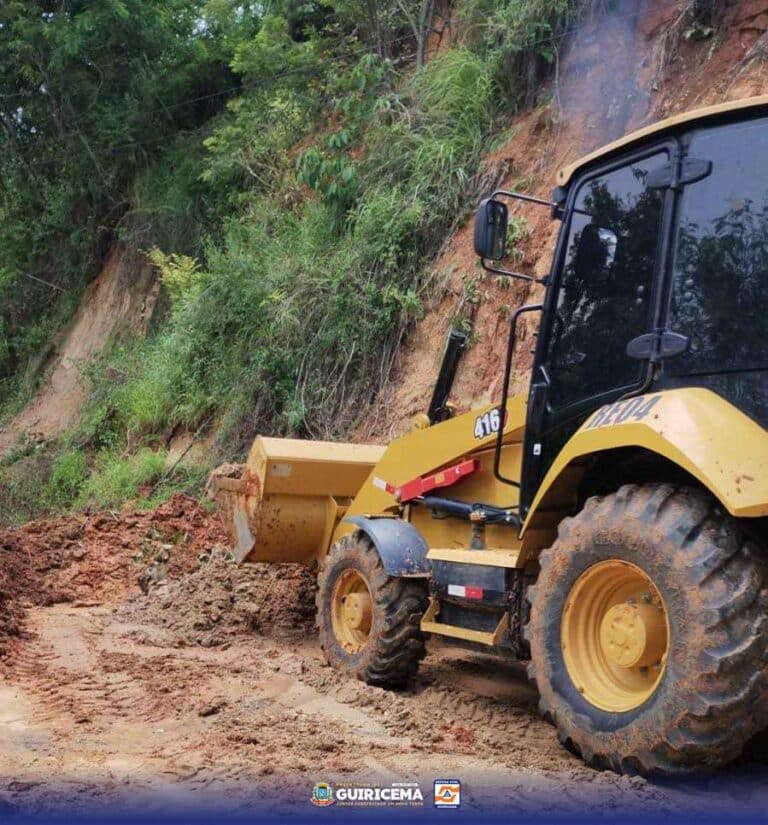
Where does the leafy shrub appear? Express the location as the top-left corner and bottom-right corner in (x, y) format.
(459, 0), (591, 110)
(146, 250), (204, 306)
(352, 186), (424, 275)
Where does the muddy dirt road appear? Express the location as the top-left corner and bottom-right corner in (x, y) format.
(2, 498), (768, 817)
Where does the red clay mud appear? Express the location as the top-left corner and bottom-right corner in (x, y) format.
(0, 494), (226, 660)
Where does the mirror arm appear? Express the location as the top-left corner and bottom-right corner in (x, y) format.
(492, 189), (558, 210)
(491, 188), (591, 219)
(481, 190), (558, 283)
(481, 258), (548, 285)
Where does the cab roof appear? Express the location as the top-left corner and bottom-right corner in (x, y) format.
(556, 95), (768, 188)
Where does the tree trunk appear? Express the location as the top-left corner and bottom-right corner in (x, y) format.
(416, 0), (436, 67)
(398, 0), (436, 68)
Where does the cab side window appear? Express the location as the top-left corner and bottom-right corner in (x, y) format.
(544, 152), (667, 411)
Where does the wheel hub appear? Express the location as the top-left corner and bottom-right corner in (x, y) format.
(600, 601), (666, 668)
(330, 569), (373, 653)
(561, 560), (670, 713)
(341, 592), (372, 632)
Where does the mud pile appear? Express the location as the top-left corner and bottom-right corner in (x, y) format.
(118, 550), (317, 647)
(0, 494), (226, 659)
(0, 541), (41, 656)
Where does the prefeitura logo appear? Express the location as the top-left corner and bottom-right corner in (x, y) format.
(310, 782), (335, 807)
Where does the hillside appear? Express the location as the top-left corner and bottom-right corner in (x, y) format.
(1, 0), (765, 521)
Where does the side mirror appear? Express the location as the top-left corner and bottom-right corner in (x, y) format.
(474, 198), (508, 260)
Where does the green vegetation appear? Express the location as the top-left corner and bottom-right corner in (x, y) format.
(49, 450), (89, 505)
(0, 0), (593, 519)
(77, 448), (167, 509)
(459, 0), (591, 106)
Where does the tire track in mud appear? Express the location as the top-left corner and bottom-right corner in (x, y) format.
(3, 599), (587, 814)
(2, 603), (383, 813)
(236, 639), (685, 814)
(4, 540), (768, 817)
(8, 608), (174, 728)
(9, 602), (676, 814)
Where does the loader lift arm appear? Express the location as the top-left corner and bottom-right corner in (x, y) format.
(426, 329), (467, 424)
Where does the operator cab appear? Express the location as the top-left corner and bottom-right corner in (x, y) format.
(475, 97), (768, 516)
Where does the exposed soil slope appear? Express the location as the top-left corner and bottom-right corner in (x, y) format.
(0, 245), (160, 456)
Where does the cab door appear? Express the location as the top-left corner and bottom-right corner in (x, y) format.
(520, 144), (676, 513)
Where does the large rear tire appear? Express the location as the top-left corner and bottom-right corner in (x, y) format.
(316, 532), (428, 688)
(526, 483), (768, 774)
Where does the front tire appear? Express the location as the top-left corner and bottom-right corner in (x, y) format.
(526, 483), (768, 774)
(316, 532), (428, 688)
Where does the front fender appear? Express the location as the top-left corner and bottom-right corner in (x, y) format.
(523, 388), (768, 531)
(345, 517), (430, 577)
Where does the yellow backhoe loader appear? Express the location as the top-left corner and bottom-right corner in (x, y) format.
(211, 96), (768, 775)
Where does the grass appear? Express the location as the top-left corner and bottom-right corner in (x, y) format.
(0, 435), (213, 524)
(77, 448), (168, 510)
(49, 450), (89, 505)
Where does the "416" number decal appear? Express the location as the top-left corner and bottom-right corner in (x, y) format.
(474, 408), (502, 439)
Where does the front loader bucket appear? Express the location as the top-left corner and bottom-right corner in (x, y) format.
(208, 436), (385, 565)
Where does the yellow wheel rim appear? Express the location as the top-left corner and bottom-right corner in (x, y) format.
(561, 560), (669, 713)
(330, 569), (373, 654)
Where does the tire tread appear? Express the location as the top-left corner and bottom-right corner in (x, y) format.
(527, 483), (768, 775)
(316, 532), (428, 688)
